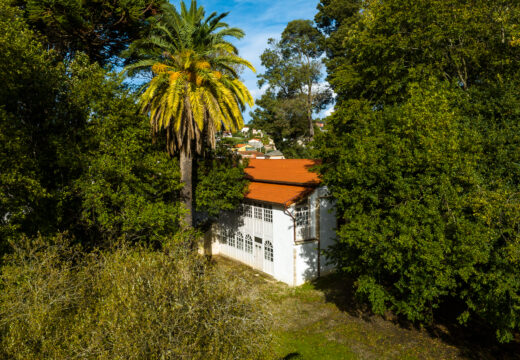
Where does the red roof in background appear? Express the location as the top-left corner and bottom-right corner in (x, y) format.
(245, 159), (320, 186)
(245, 182), (313, 206)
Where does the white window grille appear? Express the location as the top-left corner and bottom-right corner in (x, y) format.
(244, 204), (252, 218)
(245, 235), (253, 254)
(264, 240), (273, 262)
(236, 232), (244, 251)
(220, 231), (227, 245)
(295, 205), (310, 226)
(254, 205), (263, 220)
(228, 231), (235, 247)
(263, 205), (273, 223)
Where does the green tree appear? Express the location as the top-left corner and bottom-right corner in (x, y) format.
(123, 0), (255, 228)
(74, 73), (184, 248)
(0, 1), (87, 250)
(14, 0), (167, 65)
(251, 20), (332, 153)
(0, 0), (184, 252)
(195, 145), (248, 219)
(315, 0), (520, 342)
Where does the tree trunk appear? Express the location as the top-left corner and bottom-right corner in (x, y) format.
(180, 150), (193, 228)
(307, 82), (314, 141)
(308, 106), (314, 140)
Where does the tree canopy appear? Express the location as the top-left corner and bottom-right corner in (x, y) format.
(13, 0), (167, 65)
(251, 19), (332, 156)
(315, 0), (520, 342)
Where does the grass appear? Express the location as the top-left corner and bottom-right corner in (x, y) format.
(215, 256), (520, 360)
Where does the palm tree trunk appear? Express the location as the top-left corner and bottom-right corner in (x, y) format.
(180, 150), (193, 228)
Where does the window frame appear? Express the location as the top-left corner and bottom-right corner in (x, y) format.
(245, 234), (253, 254)
(264, 240), (273, 262)
(236, 232), (244, 250)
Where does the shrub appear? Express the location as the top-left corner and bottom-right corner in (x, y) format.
(0, 234), (271, 359)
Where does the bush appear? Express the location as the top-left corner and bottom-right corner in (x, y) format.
(315, 80), (520, 342)
(0, 234), (271, 359)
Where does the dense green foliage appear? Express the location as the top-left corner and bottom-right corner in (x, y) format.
(0, 234), (270, 359)
(0, 0), (245, 250)
(0, 2), (87, 248)
(315, 0), (520, 342)
(14, 0), (166, 65)
(74, 77), (184, 246)
(195, 146), (248, 218)
(0, 1), (263, 358)
(251, 20), (332, 157)
(0, 4), (183, 251)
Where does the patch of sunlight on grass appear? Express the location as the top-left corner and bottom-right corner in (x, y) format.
(273, 330), (358, 360)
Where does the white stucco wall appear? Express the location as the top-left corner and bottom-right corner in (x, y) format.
(318, 190), (337, 274)
(294, 241), (318, 285)
(272, 205), (295, 285)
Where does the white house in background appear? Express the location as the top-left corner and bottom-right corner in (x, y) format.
(252, 128), (264, 136)
(241, 126), (250, 134)
(211, 159), (336, 286)
(248, 138), (263, 149)
(266, 150), (285, 159)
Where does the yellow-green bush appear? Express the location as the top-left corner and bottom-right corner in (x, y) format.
(0, 234), (270, 359)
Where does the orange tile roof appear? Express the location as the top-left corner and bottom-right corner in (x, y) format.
(245, 182), (314, 206)
(245, 159), (320, 186)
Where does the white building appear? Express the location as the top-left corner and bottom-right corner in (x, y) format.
(211, 159), (336, 286)
(248, 138), (263, 149)
(266, 150), (284, 159)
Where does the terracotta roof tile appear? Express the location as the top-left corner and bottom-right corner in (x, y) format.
(245, 159), (320, 186)
(245, 182), (313, 206)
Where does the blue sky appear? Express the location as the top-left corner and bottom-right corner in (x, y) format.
(170, 0), (324, 123)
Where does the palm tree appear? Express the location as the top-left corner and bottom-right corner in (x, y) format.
(123, 0), (255, 227)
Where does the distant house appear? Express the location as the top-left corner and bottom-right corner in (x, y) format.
(211, 159), (336, 286)
(266, 150), (284, 159)
(236, 144), (255, 152)
(264, 144), (276, 152)
(241, 126), (250, 134)
(239, 150), (265, 159)
(248, 138), (263, 149)
(222, 131), (232, 138)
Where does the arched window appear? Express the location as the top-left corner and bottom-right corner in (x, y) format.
(236, 232), (244, 250)
(264, 241), (273, 262)
(245, 235), (253, 254)
(228, 231), (235, 248)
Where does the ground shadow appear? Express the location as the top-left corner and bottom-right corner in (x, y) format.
(281, 352), (303, 360)
(311, 272), (520, 360)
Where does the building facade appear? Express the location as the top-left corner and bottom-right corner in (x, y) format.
(211, 159), (336, 286)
